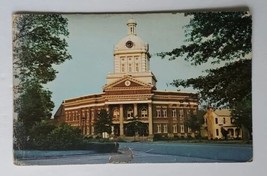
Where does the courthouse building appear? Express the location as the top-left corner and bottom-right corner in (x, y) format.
(54, 19), (198, 140)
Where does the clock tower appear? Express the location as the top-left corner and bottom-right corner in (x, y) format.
(106, 19), (157, 87)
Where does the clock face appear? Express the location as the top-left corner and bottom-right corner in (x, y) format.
(126, 40), (133, 48)
(125, 80), (131, 86)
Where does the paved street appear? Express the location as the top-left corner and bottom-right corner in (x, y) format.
(119, 142), (253, 162)
(15, 142), (252, 165)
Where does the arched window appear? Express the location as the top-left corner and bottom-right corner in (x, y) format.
(127, 108), (133, 119)
(141, 108), (148, 118)
(113, 108), (120, 119)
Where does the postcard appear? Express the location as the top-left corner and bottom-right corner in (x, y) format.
(13, 11), (252, 165)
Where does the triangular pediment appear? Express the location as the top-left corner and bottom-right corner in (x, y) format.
(103, 75), (153, 91)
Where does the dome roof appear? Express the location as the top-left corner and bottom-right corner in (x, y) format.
(114, 19), (149, 52)
(127, 18), (137, 25)
(114, 34), (148, 51)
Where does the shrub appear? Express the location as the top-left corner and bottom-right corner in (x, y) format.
(92, 142), (119, 153)
(153, 134), (163, 141)
(46, 123), (84, 150)
(28, 121), (57, 149)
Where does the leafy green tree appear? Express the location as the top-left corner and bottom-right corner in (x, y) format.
(13, 14), (71, 137)
(186, 110), (205, 135)
(13, 14), (72, 86)
(94, 109), (112, 137)
(28, 121), (56, 149)
(231, 94), (252, 140)
(158, 11), (252, 137)
(221, 127), (229, 140)
(15, 81), (54, 133)
(126, 116), (148, 136)
(13, 121), (27, 149)
(47, 123), (84, 150)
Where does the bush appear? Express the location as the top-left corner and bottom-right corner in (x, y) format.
(92, 142), (119, 153)
(15, 122), (120, 152)
(46, 123), (84, 150)
(153, 134), (163, 141)
(28, 121), (57, 149)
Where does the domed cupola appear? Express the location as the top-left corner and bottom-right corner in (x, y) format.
(106, 19), (157, 87)
(114, 19), (149, 55)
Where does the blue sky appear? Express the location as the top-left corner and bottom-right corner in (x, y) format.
(47, 13), (213, 115)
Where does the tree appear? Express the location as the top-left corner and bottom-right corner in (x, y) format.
(15, 80), (54, 133)
(28, 121), (56, 149)
(13, 14), (72, 86)
(231, 93), (252, 140)
(186, 110), (205, 136)
(221, 127), (229, 140)
(158, 11), (252, 136)
(47, 123), (84, 150)
(13, 14), (71, 135)
(13, 121), (28, 150)
(125, 116), (148, 136)
(94, 109), (112, 137)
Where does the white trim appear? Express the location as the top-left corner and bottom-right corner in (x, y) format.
(65, 100), (153, 110)
(105, 100), (152, 105)
(152, 101), (198, 105)
(65, 100), (197, 110)
(65, 103), (105, 110)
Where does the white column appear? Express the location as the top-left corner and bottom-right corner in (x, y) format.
(148, 103), (153, 135)
(233, 128), (236, 138)
(119, 104), (124, 136)
(134, 104), (138, 117)
(111, 126), (114, 135)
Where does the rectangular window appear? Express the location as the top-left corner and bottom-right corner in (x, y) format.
(82, 110), (85, 118)
(157, 124), (161, 133)
(72, 112), (75, 121)
(65, 112), (69, 121)
(156, 109), (161, 118)
(215, 118), (218, 124)
(91, 112), (94, 121)
(163, 124), (168, 133)
(180, 125), (184, 133)
(172, 109), (177, 118)
(216, 129), (219, 136)
(173, 124), (177, 133)
(128, 64), (132, 72)
(76, 111), (79, 121)
(121, 64), (125, 72)
(223, 118), (226, 124)
(179, 109), (184, 121)
(162, 109), (167, 118)
(135, 63), (139, 72)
